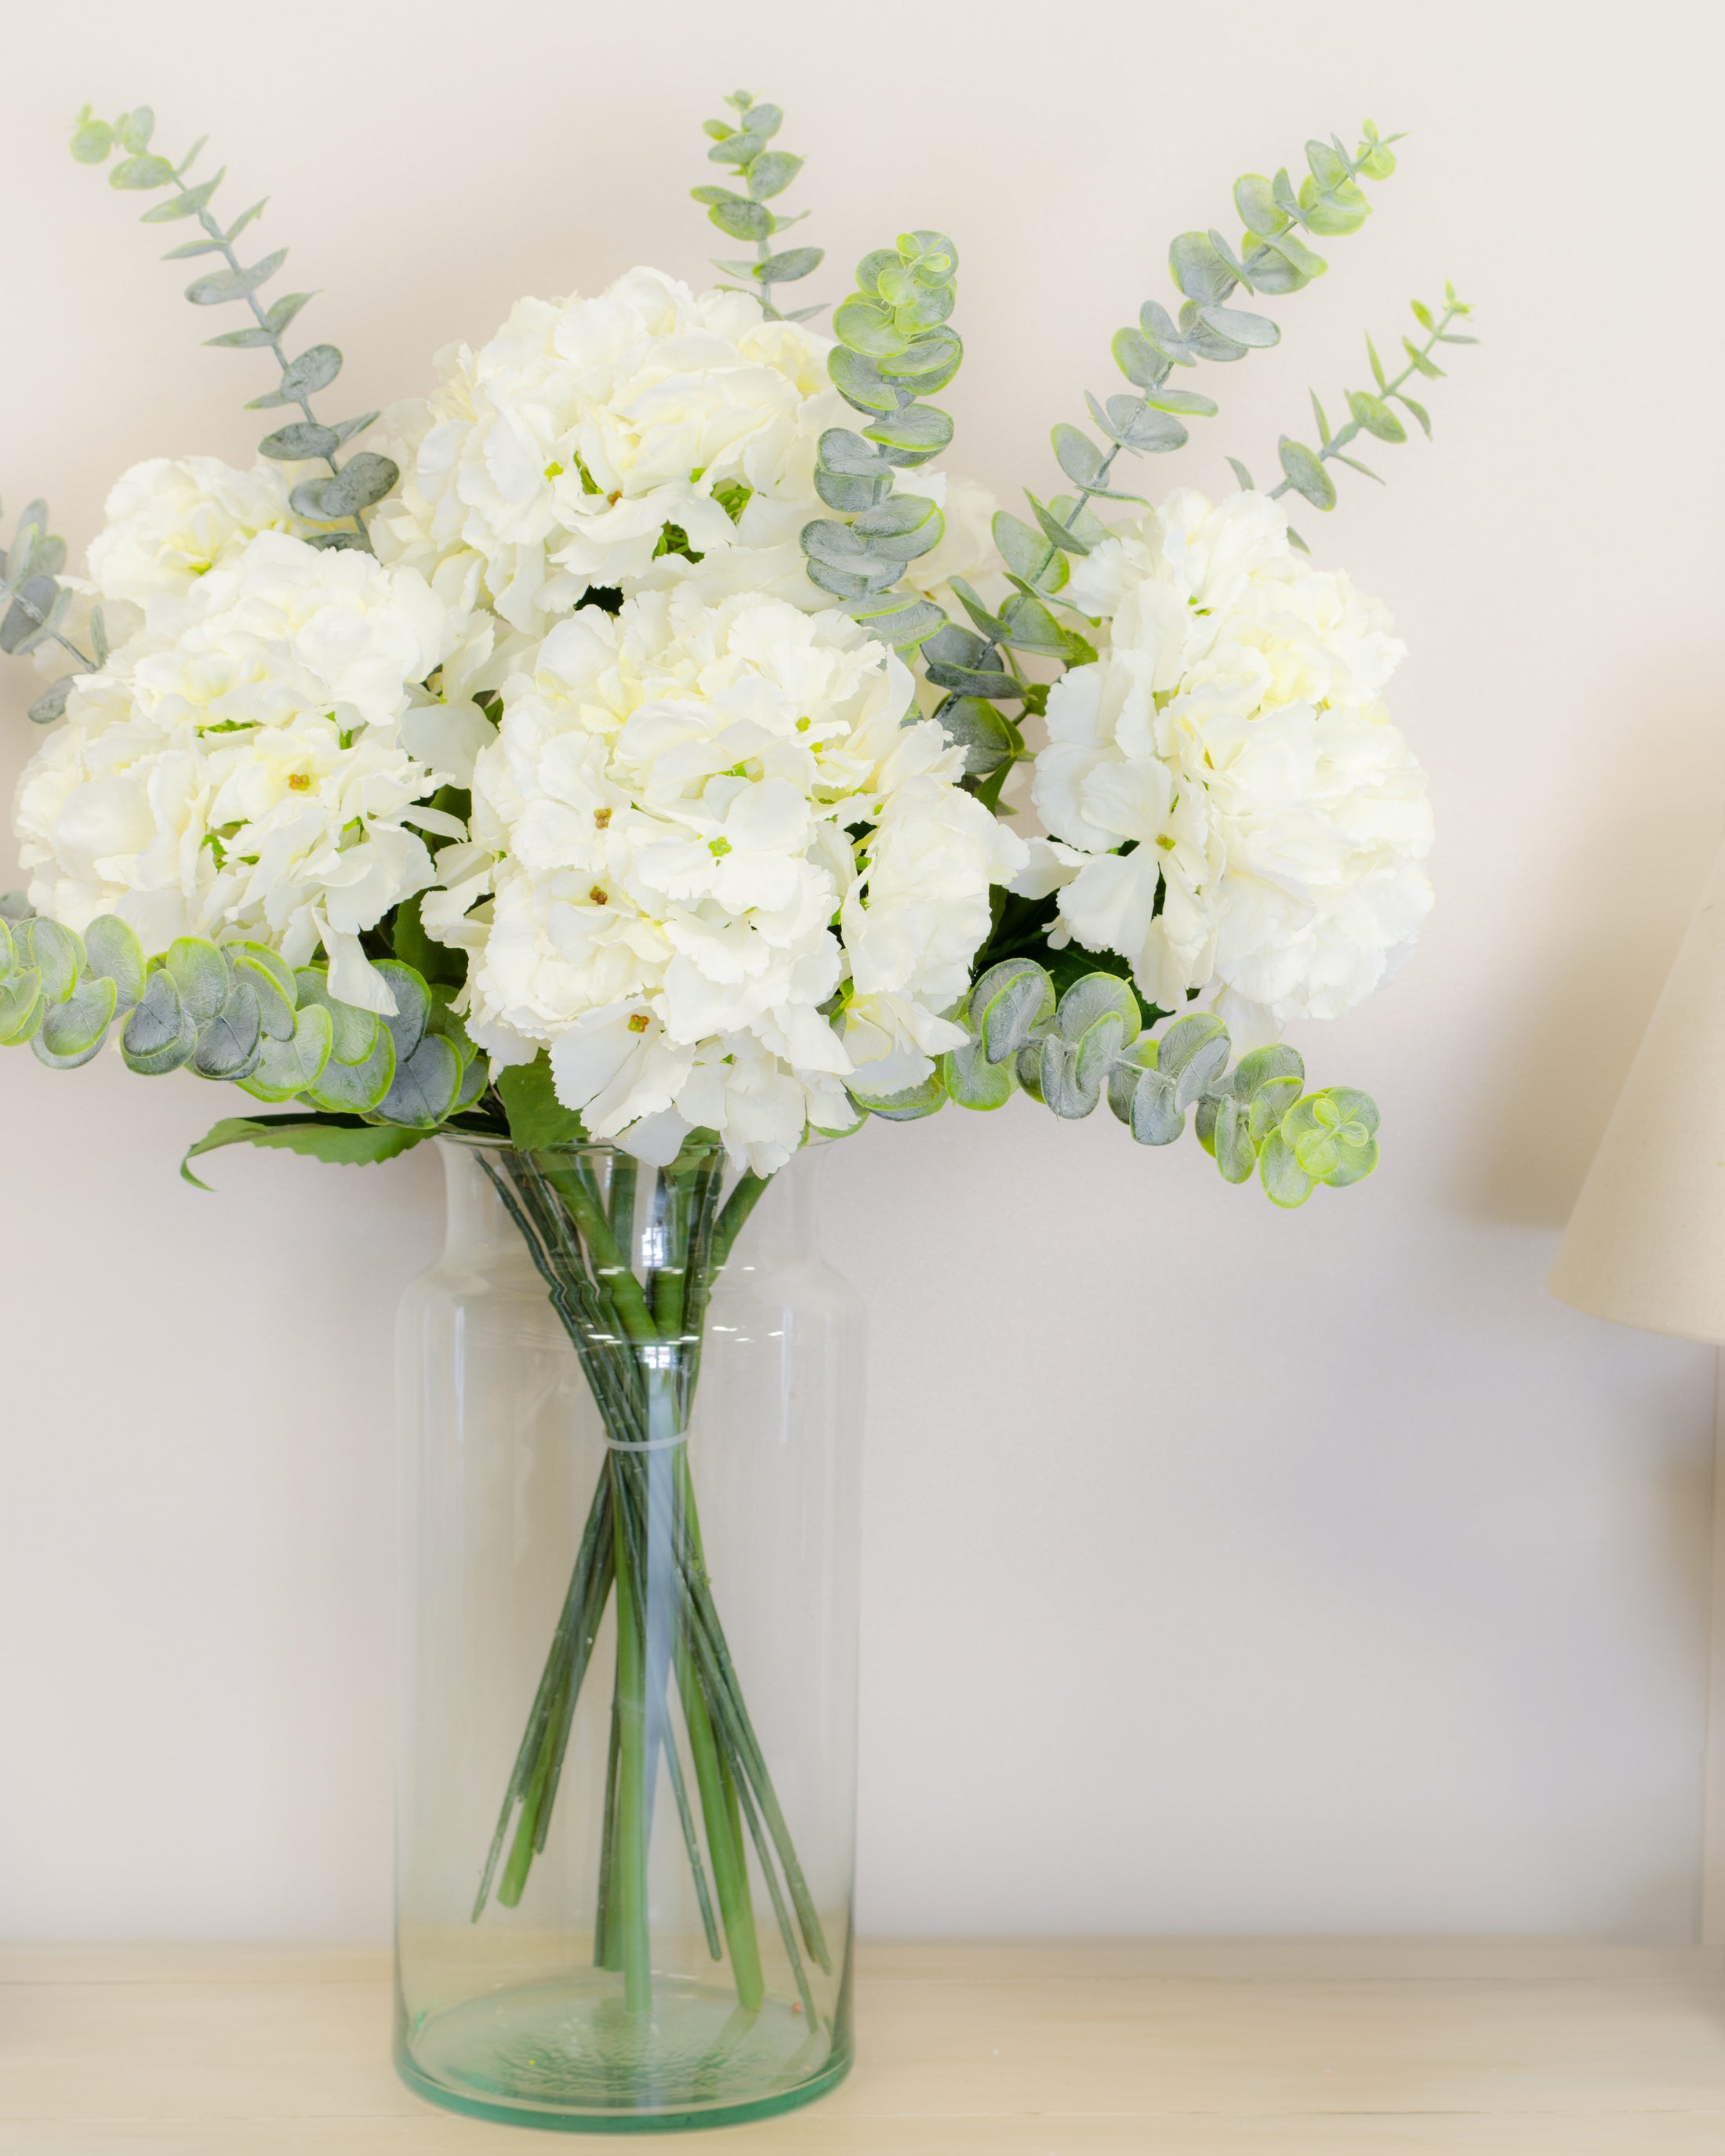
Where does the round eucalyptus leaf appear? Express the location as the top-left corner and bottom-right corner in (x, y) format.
(34, 974), (117, 1068)
(84, 915), (146, 1013)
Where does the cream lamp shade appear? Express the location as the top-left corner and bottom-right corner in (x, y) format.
(1549, 845), (1725, 1345)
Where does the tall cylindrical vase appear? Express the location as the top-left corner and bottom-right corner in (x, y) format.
(394, 1136), (865, 2131)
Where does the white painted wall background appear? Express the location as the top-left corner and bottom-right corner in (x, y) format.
(2, 0), (1721, 1944)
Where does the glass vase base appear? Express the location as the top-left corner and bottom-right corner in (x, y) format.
(397, 1973), (852, 2134)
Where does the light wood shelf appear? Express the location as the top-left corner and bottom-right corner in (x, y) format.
(4, 1940), (1725, 2151)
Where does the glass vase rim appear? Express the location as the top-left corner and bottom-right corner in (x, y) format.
(434, 1128), (838, 1163)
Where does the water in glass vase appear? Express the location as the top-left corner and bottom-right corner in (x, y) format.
(394, 1136), (864, 2130)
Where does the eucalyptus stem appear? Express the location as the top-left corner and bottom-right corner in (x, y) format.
(1266, 301), (1467, 502)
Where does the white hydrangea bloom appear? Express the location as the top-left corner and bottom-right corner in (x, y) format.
(428, 577), (1025, 1171)
(1022, 488), (1433, 1034)
(13, 530), (463, 1011)
(371, 267), (848, 634)
(84, 456), (301, 612)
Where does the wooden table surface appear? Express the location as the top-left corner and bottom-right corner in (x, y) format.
(5, 1940), (1725, 2153)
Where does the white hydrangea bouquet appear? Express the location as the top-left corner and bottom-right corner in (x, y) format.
(0, 90), (1470, 2123)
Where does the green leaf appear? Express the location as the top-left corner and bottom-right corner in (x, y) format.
(1257, 1127), (1313, 1207)
(259, 421), (339, 463)
(1112, 326), (1173, 392)
(828, 347), (903, 417)
(1055, 971), (1141, 1047)
(0, 576), (61, 656)
(121, 970), (196, 1073)
(23, 919), (82, 1004)
(292, 968), (380, 1065)
(205, 292), (313, 348)
(27, 680), (74, 727)
(1226, 456), (1256, 492)
(181, 1113), (429, 1190)
(118, 107), (155, 153)
(33, 974), (117, 1069)
(1204, 1092), (1258, 1182)
(941, 1038), (1015, 1110)
(1396, 393), (1433, 438)
(993, 510), (1065, 592)
(70, 118), (114, 165)
(1157, 1012), (1229, 1108)
(110, 153), (177, 191)
(185, 249), (287, 306)
(162, 937), (228, 1023)
(1234, 172), (1289, 236)
(1197, 303), (1279, 350)
(708, 195), (772, 242)
(227, 949), (296, 1040)
(935, 696), (1015, 775)
(1086, 392), (1187, 456)
(273, 343), (342, 401)
(84, 915), (146, 1012)
(832, 301), (904, 362)
(862, 404), (953, 456)
(289, 452), (398, 521)
(1000, 590), (1094, 663)
(1168, 232), (1239, 306)
(1276, 437), (1337, 510)
(1346, 390), (1407, 443)
(189, 979), (263, 1080)
(498, 1055), (586, 1149)
(849, 594), (946, 649)
(375, 1033), (462, 1127)
(860, 1073), (946, 1122)
(0, 973), (45, 1047)
(746, 150), (802, 199)
(971, 958), (1055, 1064)
(140, 170), (225, 222)
(303, 1023), (394, 1113)
(1400, 337), (1445, 379)
(1130, 1067), (1183, 1145)
(1051, 423), (1106, 489)
(239, 1003), (335, 1103)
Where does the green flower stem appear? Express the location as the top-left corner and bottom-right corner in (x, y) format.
(473, 1142), (830, 2022)
(474, 1473), (615, 1918)
(594, 1697), (623, 1968)
(1266, 302), (1465, 501)
(608, 1471), (653, 2012)
(676, 1624), (764, 2005)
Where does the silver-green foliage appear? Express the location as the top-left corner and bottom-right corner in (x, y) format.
(864, 957), (1378, 1207)
(0, 497), (104, 724)
(692, 89), (823, 322)
(798, 233), (962, 652)
(67, 104), (394, 547)
(1256, 285), (1477, 521)
(0, 897), (487, 1136)
(998, 122), (1403, 615)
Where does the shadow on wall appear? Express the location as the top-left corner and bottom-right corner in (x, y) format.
(1465, 655), (1724, 1230)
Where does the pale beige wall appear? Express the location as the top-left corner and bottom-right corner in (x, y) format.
(2, 0), (1721, 1940)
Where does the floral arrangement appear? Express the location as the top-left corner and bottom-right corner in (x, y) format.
(0, 92), (1472, 2055)
(0, 90), (1470, 1202)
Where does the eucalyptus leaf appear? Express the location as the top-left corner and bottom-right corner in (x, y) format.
(942, 1038), (1015, 1110)
(121, 971), (196, 1074)
(1276, 437), (1337, 510)
(27, 679), (74, 726)
(84, 915), (146, 1012)
(34, 975), (117, 1069)
(259, 421), (339, 462)
(756, 245), (823, 284)
(185, 249), (288, 306)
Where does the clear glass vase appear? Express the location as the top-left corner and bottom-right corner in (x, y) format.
(394, 1135), (865, 2132)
